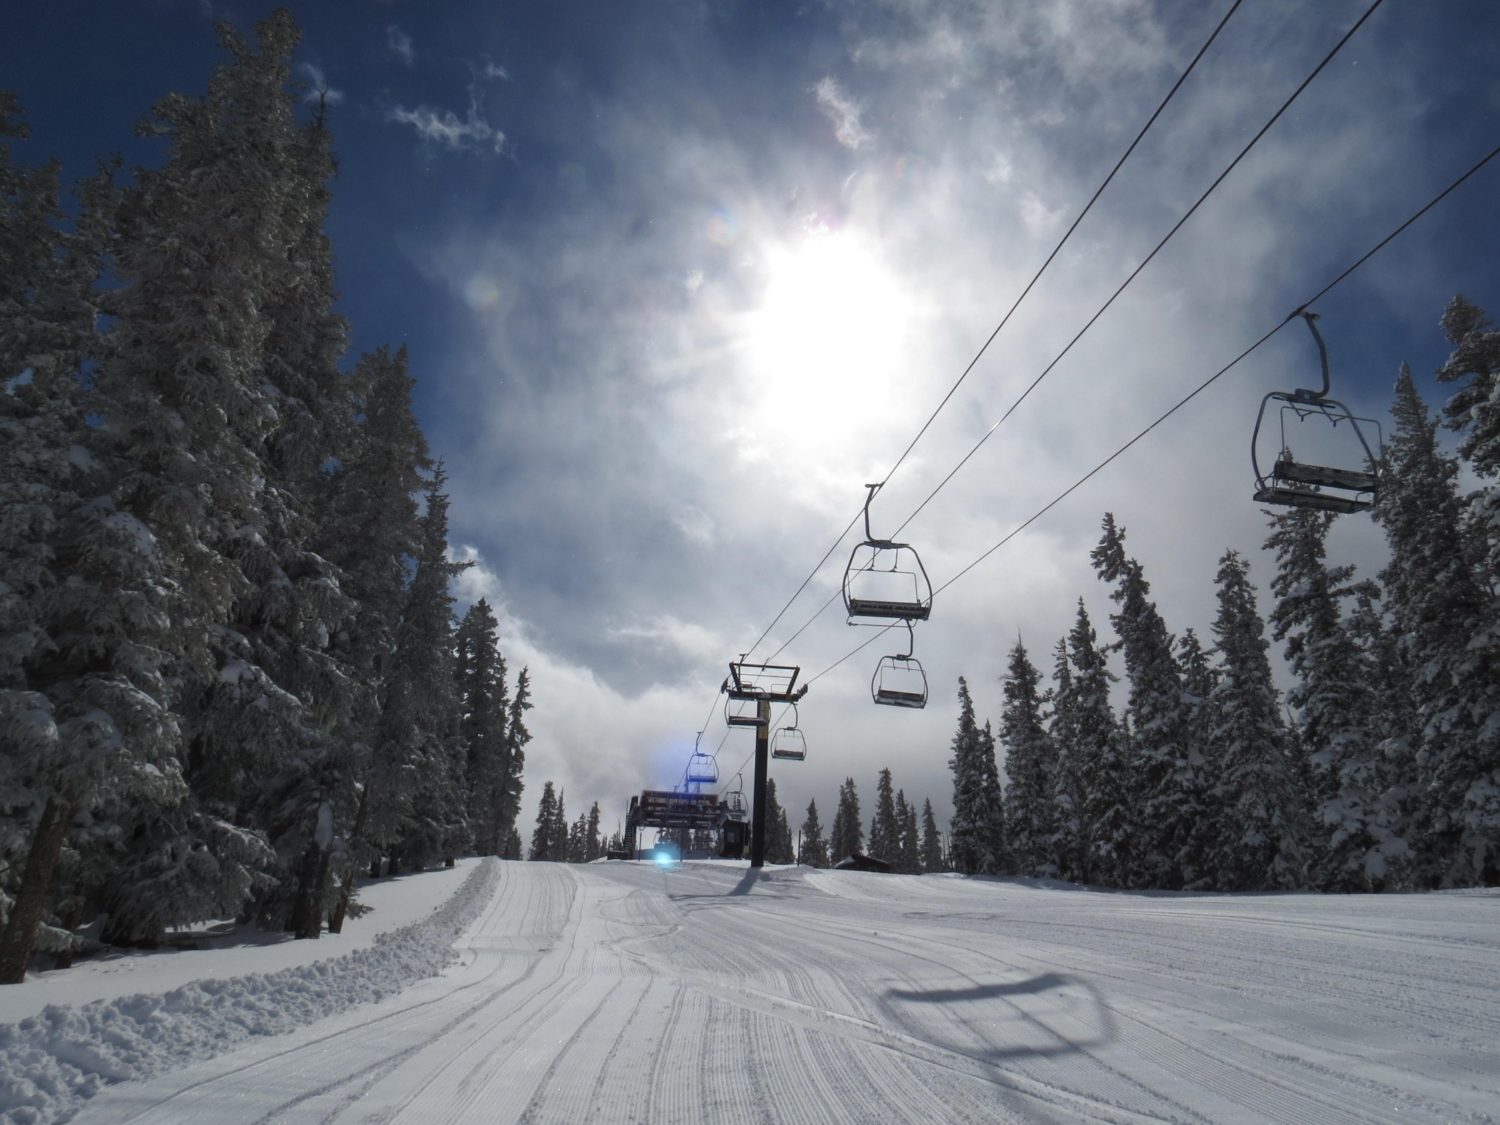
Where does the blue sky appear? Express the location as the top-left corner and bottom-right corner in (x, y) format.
(6, 0), (1499, 833)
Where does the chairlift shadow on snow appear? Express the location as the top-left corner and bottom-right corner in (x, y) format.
(878, 969), (1116, 1064)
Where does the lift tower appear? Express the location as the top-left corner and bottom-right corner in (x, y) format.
(722, 660), (808, 868)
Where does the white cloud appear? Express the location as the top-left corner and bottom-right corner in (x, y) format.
(813, 77), (873, 150)
(296, 63), (344, 107)
(386, 24), (414, 67)
(479, 57), (509, 82)
(388, 103), (505, 155)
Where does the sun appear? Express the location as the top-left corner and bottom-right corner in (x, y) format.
(742, 227), (912, 456)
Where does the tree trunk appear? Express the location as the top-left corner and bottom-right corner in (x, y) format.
(0, 796), (73, 984)
(287, 840), (323, 940)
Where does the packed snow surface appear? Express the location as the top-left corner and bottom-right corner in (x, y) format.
(4, 860), (1498, 1123)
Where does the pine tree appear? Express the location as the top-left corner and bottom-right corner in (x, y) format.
(869, 768), (899, 865)
(1267, 508), (1398, 889)
(499, 669), (533, 851)
(1377, 364), (1498, 886)
(800, 800), (829, 868)
(895, 790), (920, 873)
(586, 802), (602, 861)
(455, 599), (509, 855)
(551, 789), (569, 862)
(830, 778), (863, 861)
(529, 781), (558, 861)
(920, 798), (945, 872)
(998, 639), (1054, 877)
(0, 125), (188, 976)
(1091, 514), (1200, 889)
(763, 779), (793, 863)
(948, 678), (1005, 875)
(502, 827), (522, 861)
(1066, 603), (1132, 888)
(369, 469), (470, 874)
(1206, 549), (1308, 890)
(1046, 637), (1084, 881)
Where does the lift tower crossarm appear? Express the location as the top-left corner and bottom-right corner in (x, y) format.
(722, 659), (808, 869)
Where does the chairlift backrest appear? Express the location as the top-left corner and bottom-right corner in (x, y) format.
(871, 622), (928, 709)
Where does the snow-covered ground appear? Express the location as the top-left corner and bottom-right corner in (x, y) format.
(3, 859), (1498, 1124)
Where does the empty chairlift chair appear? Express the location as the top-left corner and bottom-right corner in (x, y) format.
(843, 483), (933, 623)
(1252, 310), (1382, 515)
(770, 706), (808, 762)
(686, 749), (718, 786)
(872, 622), (928, 709)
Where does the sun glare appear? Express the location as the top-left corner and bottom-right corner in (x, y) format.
(744, 228), (911, 455)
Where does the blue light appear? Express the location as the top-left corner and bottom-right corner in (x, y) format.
(654, 852), (676, 867)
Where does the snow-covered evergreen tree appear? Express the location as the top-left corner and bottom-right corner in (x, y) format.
(499, 669), (533, 852)
(800, 800), (829, 868)
(1205, 549), (1308, 890)
(998, 639), (1054, 877)
(948, 678), (1005, 875)
(1091, 514), (1200, 889)
(869, 768), (898, 865)
(920, 798), (945, 872)
(830, 777), (863, 861)
(763, 779), (794, 863)
(1267, 508), (1400, 889)
(1067, 602), (1132, 888)
(896, 790), (920, 873)
(1, 108), (194, 973)
(586, 802), (602, 862)
(529, 782), (558, 861)
(1046, 637), (1085, 881)
(455, 599), (509, 855)
(1377, 363), (1498, 886)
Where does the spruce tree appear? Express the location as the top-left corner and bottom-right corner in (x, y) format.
(1377, 364), (1498, 886)
(586, 802), (602, 861)
(1066, 602), (1132, 888)
(529, 782), (558, 861)
(920, 798), (945, 872)
(998, 639), (1054, 877)
(499, 669), (533, 850)
(1046, 637), (1085, 881)
(0, 125), (187, 976)
(830, 778), (863, 861)
(800, 800), (830, 868)
(1091, 514), (1200, 889)
(869, 768), (899, 865)
(455, 599), (509, 855)
(949, 678), (1005, 874)
(896, 790), (921, 873)
(1267, 508), (1399, 889)
(1206, 550), (1308, 890)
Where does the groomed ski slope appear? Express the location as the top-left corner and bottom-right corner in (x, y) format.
(46, 860), (1500, 1123)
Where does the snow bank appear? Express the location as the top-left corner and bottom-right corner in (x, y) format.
(0, 858), (501, 1125)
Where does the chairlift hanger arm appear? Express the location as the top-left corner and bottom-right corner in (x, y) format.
(1289, 308), (1331, 401)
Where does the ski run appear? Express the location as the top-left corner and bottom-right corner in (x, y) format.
(1, 857), (1496, 1124)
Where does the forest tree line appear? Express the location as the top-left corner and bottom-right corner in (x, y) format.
(950, 311), (1498, 891)
(0, 12), (531, 983)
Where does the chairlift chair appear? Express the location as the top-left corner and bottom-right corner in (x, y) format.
(686, 748), (718, 786)
(770, 704), (808, 762)
(723, 775), (748, 820)
(843, 483), (934, 622)
(1252, 311), (1382, 514)
(872, 622), (929, 709)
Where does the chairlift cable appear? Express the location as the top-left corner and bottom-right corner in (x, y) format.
(799, 139), (1500, 686)
(891, 0), (1387, 540)
(872, 0), (1246, 495)
(730, 0), (1245, 667)
(753, 0), (1380, 670)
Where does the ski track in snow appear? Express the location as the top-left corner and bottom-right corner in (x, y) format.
(1, 860), (1494, 1124)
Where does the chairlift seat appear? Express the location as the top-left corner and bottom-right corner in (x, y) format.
(771, 746), (806, 761)
(845, 595), (932, 621)
(1253, 485), (1372, 515)
(874, 687), (927, 709)
(1271, 459), (1377, 493)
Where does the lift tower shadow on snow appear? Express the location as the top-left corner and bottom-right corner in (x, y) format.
(722, 659), (808, 869)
